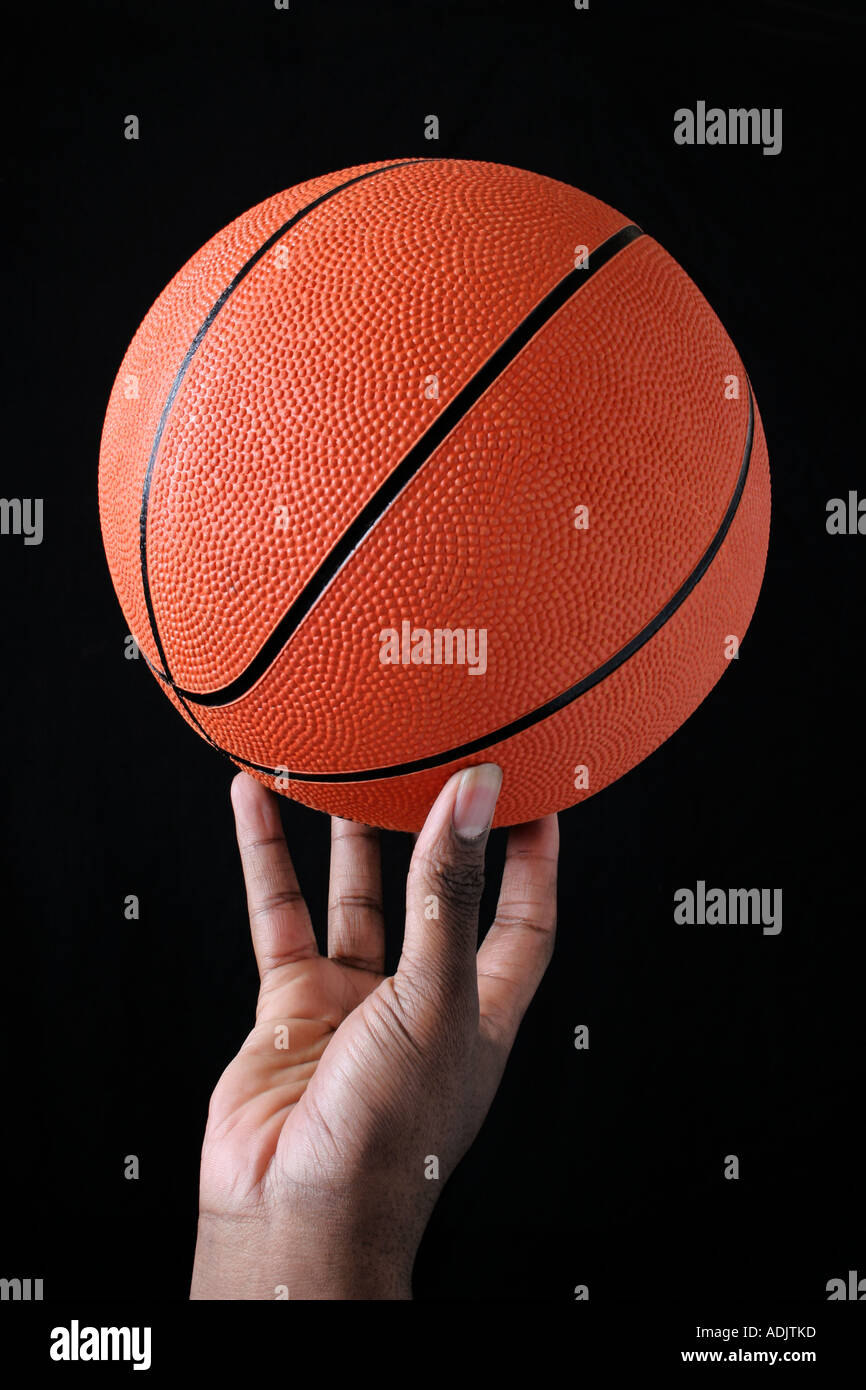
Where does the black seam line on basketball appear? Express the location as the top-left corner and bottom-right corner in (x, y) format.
(165, 221), (645, 707)
(136, 159), (435, 687)
(211, 380), (755, 784)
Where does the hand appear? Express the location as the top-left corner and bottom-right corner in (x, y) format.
(190, 764), (559, 1300)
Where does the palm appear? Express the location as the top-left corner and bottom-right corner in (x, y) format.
(197, 771), (558, 1231)
(200, 954), (385, 1211)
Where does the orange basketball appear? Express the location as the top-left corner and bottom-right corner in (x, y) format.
(98, 158), (770, 831)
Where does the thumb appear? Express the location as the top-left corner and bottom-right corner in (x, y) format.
(399, 764), (503, 1007)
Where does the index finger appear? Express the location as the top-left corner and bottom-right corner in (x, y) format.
(476, 814), (559, 1049)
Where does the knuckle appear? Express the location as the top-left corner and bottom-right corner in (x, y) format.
(496, 906), (557, 944)
(329, 891), (383, 916)
(422, 844), (486, 912)
(249, 886), (305, 922)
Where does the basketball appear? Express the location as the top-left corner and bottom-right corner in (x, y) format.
(98, 157), (770, 831)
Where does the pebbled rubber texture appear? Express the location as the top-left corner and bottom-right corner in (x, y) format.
(98, 158), (771, 830)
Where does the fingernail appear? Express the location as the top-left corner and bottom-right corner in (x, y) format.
(452, 764), (502, 840)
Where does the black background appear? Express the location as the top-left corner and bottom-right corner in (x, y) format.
(1, 0), (863, 1305)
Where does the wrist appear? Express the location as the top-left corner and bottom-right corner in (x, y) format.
(190, 1209), (413, 1300)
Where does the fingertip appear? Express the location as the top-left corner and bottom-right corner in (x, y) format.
(412, 768), (463, 853)
(230, 770), (282, 841)
(413, 763), (502, 857)
(230, 769), (261, 812)
(537, 811), (560, 849)
(507, 811), (560, 855)
(452, 764), (503, 841)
